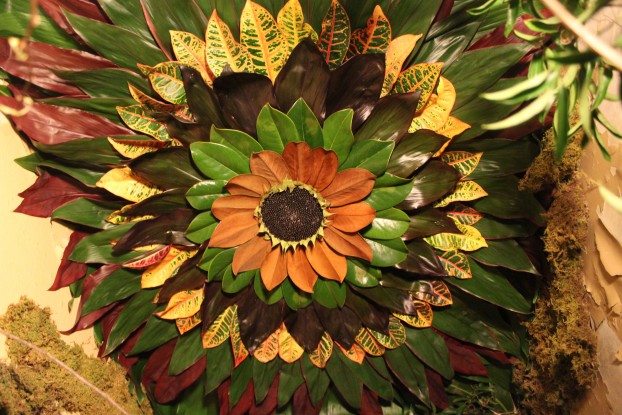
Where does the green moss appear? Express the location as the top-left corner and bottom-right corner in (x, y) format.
(0, 297), (151, 415)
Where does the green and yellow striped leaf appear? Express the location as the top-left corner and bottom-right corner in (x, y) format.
(141, 247), (198, 288)
(355, 328), (385, 356)
(337, 343), (365, 364)
(108, 137), (172, 159)
(446, 205), (483, 226)
(411, 280), (452, 306)
(240, 0), (287, 81)
(253, 329), (280, 363)
(424, 222), (488, 252)
(277, 0), (317, 53)
(170, 30), (213, 85)
(202, 305), (235, 348)
(205, 10), (253, 76)
(347, 5), (391, 59)
(393, 301), (433, 328)
(117, 105), (171, 141)
(393, 62), (443, 109)
(369, 316), (405, 349)
(147, 62), (187, 104)
(381, 34), (421, 97)
(278, 325), (304, 363)
(309, 332), (333, 368)
(106, 211), (153, 225)
(409, 76), (456, 133)
(176, 312), (201, 335)
(128, 84), (176, 113)
(435, 181), (488, 207)
(441, 151), (483, 178)
(230, 308), (249, 367)
(317, 0), (351, 69)
(439, 251), (472, 279)
(96, 167), (163, 203)
(157, 288), (204, 320)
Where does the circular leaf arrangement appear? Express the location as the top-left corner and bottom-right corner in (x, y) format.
(1, 0), (547, 413)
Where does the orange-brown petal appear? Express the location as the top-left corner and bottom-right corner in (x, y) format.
(250, 151), (291, 185)
(208, 211), (259, 248)
(306, 148), (338, 191)
(323, 227), (373, 262)
(321, 168), (375, 207)
(261, 247), (288, 291)
(211, 195), (260, 220)
(306, 240), (347, 282)
(232, 236), (271, 274)
(328, 202), (376, 232)
(282, 142), (313, 183)
(286, 248), (317, 293)
(226, 174), (271, 197)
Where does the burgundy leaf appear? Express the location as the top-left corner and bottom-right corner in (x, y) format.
(218, 379), (231, 415)
(231, 380), (255, 415)
(360, 388), (382, 415)
(293, 384), (322, 415)
(49, 231), (89, 291)
(249, 377), (278, 415)
(40, 0), (109, 38)
(432, 0), (454, 25)
(314, 303), (361, 349)
(237, 296), (287, 353)
(15, 171), (105, 218)
(141, 339), (177, 386)
(154, 356), (207, 403)
(97, 303), (123, 357)
(444, 336), (488, 376)
(424, 368), (449, 410)
(118, 327), (143, 371)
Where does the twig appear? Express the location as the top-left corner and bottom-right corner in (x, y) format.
(0, 327), (131, 415)
(540, 0), (622, 72)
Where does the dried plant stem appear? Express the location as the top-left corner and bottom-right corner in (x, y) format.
(0, 327), (131, 415)
(540, 0), (622, 71)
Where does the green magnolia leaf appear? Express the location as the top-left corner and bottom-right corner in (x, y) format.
(404, 327), (453, 380)
(345, 259), (380, 287)
(169, 328), (204, 375)
(365, 237), (408, 267)
(322, 109), (355, 164)
(301, 355), (331, 406)
(472, 216), (538, 239)
(190, 142), (251, 180)
(185, 211), (218, 244)
(207, 249), (235, 282)
(222, 268), (255, 294)
(386, 130), (448, 178)
(257, 105), (301, 153)
(254, 271), (283, 304)
(282, 278), (313, 310)
(313, 279), (346, 308)
(287, 99), (324, 149)
(130, 314), (178, 355)
(470, 240), (540, 275)
(277, 362), (305, 407)
(199, 247), (226, 272)
(210, 126), (263, 158)
(364, 173), (414, 211)
(82, 268), (141, 314)
(52, 199), (120, 230)
(104, 289), (158, 355)
(185, 180), (227, 210)
(362, 208), (409, 240)
(339, 139), (394, 176)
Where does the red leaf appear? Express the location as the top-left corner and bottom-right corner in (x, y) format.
(293, 384), (322, 415)
(15, 171), (104, 218)
(118, 327), (143, 371)
(0, 39), (114, 95)
(218, 379), (231, 415)
(39, 0), (109, 38)
(249, 377), (278, 415)
(360, 388), (382, 415)
(154, 356), (207, 403)
(98, 303), (123, 357)
(432, 0), (454, 25)
(444, 336), (488, 376)
(1, 97), (133, 144)
(424, 368), (449, 410)
(470, 344), (513, 364)
(49, 231), (89, 291)
(231, 380), (255, 415)
(142, 339), (177, 386)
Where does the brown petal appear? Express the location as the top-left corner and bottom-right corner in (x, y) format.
(281, 142), (313, 183)
(250, 151), (291, 185)
(328, 202), (376, 232)
(211, 195), (260, 220)
(306, 241), (347, 282)
(208, 211), (259, 248)
(261, 248), (288, 291)
(226, 174), (271, 197)
(323, 227), (373, 262)
(306, 148), (338, 191)
(286, 249), (318, 293)
(321, 168), (375, 207)
(232, 236), (271, 274)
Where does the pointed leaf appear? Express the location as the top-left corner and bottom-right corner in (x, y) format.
(339, 139), (394, 176)
(202, 306), (235, 348)
(257, 105), (300, 152)
(322, 109), (354, 163)
(190, 142), (251, 180)
(157, 288), (204, 319)
(439, 251), (472, 279)
(205, 10), (253, 76)
(287, 99), (324, 149)
(393, 63), (443, 110)
(317, 0), (351, 69)
(347, 5), (391, 58)
(382, 34), (421, 97)
(141, 248), (198, 288)
(96, 167), (163, 202)
(171, 30), (212, 83)
(277, 0), (316, 53)
(230, 307), (250, 367)
(108, 137), (172, 159)
(362, 208), (409, 240)
(434, 180), (488, 208)
(309, 332), (333, 368)
(186, 180), (227, 210)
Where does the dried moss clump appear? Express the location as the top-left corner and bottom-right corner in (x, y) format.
(0, 297), (151, 415)
(515, 128), (598, 414)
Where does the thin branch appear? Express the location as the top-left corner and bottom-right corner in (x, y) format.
(540, 0), (622, 71)
(0, 328), (131, 415)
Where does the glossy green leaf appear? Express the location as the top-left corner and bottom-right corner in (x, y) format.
(0, 12), (80, 49)
(82, 268), (141, 314)
(322, 109), (355, 164)
(256, 105), (300, 153)
(253, 270), (283, 305)
(404, 327), (453, 380)
(325, 349), (363, 409)
(301, 355), (331, 406)
(169, 328), (204, 375)
(313, 279), (346, 309)
(470, 240), (539, 274)
(186, 211), (218, 244)
(345, 259), (380, 288)
(32, 137), (123, 166)
(287, 98), (324, 149)
(364, 174), (414, 211)
(386, 130), (448, 178)
(210, 126), (263, 158)
(384, 346), (430, 406)
(199, 247), (226, 272)
(130, 314), (178, 355)
(336, 352), (393, 402)
(105, 288), (158, 355)
(130, 148), (204, 189)
(185, 180), (227, 210)
(362, 208), (409, 240)
(253, 357), (281, 403)
(207, 249), (235, 282)
(339, 139), (394, 176)
(472, 216), (537, 239)
(70, 223), (140, 264)
(365, 237), (408, 267)
(52, 199), (120, 230)
(398, 161), (460, 210)
(99, 0), (154, 42)
(222, 268), (255, 294)
(205, 339), (234, 394)
(190, 142), (250, 180)
(416, 21), (480, 68)
(282, 278), (313, 310)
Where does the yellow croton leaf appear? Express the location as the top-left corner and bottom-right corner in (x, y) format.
(108, 137), (173, 159)
(446, 205), (483, 226)
(411, 280), (452, 306)
(309, 332), (333, 369)
(117, 105), (171, 142)
(393, 62), (443, 109)
(369, 316), (406, 350)
(147, 62), (187, 104)
(409, 76), (456, 133)
(434, 181), (488, 208)
(381, 34), (421, 97)
(347, 5), (391, 59)
(106, 210), (154, 225)
(317, 0), (351, 69)
(434, 116), (471, 156)
(393, 301), (433, 328)
(337, 342), (365, 364)
(157, 288), (204, 320)
(439, 251), (472, 279)
(128, 84), (175, 113)
(278, 325), (304, 363)
(141, 247), (198, 288)
(96, 167), (163, 203)
(277, 0), (317, 53)
(170, 30), (214, 84)
(205, 10), (253, 76)
(240, 0), (287, 81)
(354, 328), (385, 356)
(202, 305), (235, 348)
(424, 221), (488, 252)
(230, 308), (249, 367)
(253, 329), (280, 363)
(441, 151), (483, 178)
(176, 312), (201, 335)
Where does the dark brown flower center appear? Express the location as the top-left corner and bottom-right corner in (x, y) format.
(260, 186), (323, 242)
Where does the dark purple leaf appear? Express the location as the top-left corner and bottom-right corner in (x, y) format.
(130, 147), (203, 189)
(398, 161), (460, 211)
(395, 239), (446, 277)
(237, 296), (287, 353)
(154, 356), (206, 403)
(386, 130), (448, 178)
(284, 306), (324, 353)
(403, 207), (460, 240)
(345, 288), (389, 335)
(424, 368), (449, 410)
(113, 209), (195, 252)
(313, 303), (361, 350)
(202, 283), (241, 330)
(354, 91), (421, 143)
(121, 188), (188, 216)
(350, 285), (417, 316)
(180, 65), (226, 127)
